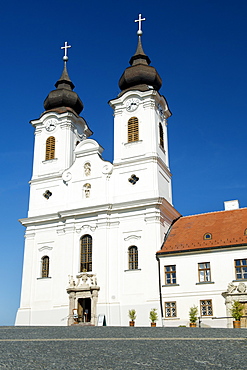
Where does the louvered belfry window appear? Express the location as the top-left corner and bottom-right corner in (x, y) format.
(128, 117), (139, 143)
(41, 256), (49, 278)
(159, 123), (164, 149)
(80, 235), (92, 272)
(45, 136), (55, 160)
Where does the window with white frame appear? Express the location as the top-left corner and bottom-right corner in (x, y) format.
(200, 300), (213, 316)
(164, 265), (176, 284)
(165, 302), (177, 317)
(235, 259), (247, 280)
(198, 262), (211, 282)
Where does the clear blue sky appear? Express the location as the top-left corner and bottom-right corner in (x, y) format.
(1, 0), (247, 325)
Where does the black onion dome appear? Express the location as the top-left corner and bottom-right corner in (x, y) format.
(118, 36), (162, 93)
(44, 63), (83, 115)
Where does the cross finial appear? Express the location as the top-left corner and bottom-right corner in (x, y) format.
(135, 13), (146, 36)
(61, 41), (71, 62)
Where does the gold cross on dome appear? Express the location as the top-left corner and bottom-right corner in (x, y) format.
(135, 14), (146, 33)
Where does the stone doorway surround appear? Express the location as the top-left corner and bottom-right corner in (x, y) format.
(222, 281), (247, 328)
(67, 273), (100, 326)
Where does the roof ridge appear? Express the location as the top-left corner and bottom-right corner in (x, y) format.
(181, 207), (247, 219)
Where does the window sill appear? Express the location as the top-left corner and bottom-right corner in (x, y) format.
(232, 279), (247, 282)
(125, 140), (143, 147)
(162, 284), (179, 287)
(37, 277), (52, 280)
(124, 269), (141, 272)
(163, 317), (180, 320)
(196, 281), (215, 285)
(42, 158), (58, 164)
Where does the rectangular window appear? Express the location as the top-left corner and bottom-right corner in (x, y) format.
(165, 302), (177, 317)
(235, 259), (247, 280)
(200, 300), (213, 316)
(165, 265), (176, 284)
(198, 262), (211, 282)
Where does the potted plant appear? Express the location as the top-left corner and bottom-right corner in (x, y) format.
(149, 308), (158, 327)
(189, 305), (198, 327)
(230, 300), (244, 328)
(128, 309), (136, 326)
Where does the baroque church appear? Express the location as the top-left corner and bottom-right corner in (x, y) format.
(16, 16), (247, 328)
(15, 16), (180, 326)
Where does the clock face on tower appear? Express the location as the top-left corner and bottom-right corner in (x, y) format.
(125, 98), (140, 112)
(45, 119), (56, 132)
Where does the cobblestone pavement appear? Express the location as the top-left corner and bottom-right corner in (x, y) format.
(0, 326), (246, 369)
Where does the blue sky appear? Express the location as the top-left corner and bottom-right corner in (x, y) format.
(1, 0), (247, 325)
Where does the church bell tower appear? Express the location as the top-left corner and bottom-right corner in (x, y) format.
(109, 14), (173, 205)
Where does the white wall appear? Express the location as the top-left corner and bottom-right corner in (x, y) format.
(159, 247), (247, 327)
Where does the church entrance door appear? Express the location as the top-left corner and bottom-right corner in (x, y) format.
(240, 302), (247, 328)
(78, 298), (91, 323)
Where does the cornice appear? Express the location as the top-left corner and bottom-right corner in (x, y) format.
(109, 89), (159, 108)
(113, 155), (172, 178)
(157, 243), (247, 257)
(30, 173), (62, 184)
(19, 197), (177, 227)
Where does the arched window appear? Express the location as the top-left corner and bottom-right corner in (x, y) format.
(128, 246), (138, 270)
(128, 117), (139, 143)
(159, 123), (164, 149)
(80, 235), (92, 272)
(41, 256), (49, 278)
(45, 136), (55, 160)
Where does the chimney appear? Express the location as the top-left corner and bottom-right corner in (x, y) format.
(224, 200), (240, 211)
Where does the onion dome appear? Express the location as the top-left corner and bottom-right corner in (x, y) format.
(44, 44), (83, 115)
(118, 21), (162, 94)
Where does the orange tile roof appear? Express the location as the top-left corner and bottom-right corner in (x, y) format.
(157, 207), (247, 255)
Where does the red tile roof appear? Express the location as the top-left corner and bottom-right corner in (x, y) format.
(157, 208), (247, 255)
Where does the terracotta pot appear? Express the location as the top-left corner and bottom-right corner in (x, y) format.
(233, 320), (241, 328)
(190, 322), (196, 327)
(129, 321), (135, 326)
(151, 322), (156, 327)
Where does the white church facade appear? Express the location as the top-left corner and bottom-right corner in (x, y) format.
(15, 19), (180, 326)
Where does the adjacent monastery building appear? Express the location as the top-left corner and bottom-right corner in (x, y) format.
(157, 200), (247, 328)
(15, 17), (180, 326)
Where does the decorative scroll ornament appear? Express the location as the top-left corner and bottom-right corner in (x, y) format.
(62, 171), (72, 182)
(102, 163), (113, 175)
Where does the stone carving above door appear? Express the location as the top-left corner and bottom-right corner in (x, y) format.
(222, 281), (247, 328)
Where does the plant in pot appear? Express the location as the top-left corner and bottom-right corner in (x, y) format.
(230, 300), (244, 328)
(189, 305), (198, 327)
(128, 309), (136, 326)
(149, 308), (158, 327)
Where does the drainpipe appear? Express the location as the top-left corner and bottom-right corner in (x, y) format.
(156, 253), (164, 325)
(156, 216), (181, 328)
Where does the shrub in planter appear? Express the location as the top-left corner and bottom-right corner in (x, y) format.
(128, 309), (136, 326)
(189, 305), (198, 327)
(149, 308), (158, 326)
(230, 301), (244, 328)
